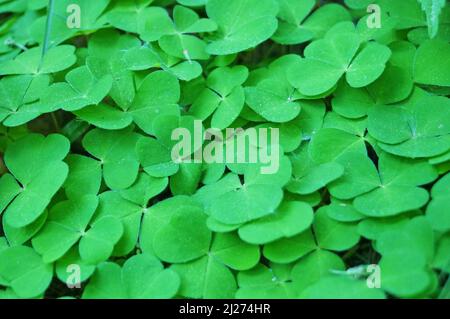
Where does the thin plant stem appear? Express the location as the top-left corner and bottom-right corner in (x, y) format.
(4, 38), (28, 51)
(43, 0), (58, 132)
(51, 112), (60, 131)
(41, 0), (55, 60)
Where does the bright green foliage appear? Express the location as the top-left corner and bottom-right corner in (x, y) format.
(0, 0), (449, 300)
(376, 216), (437, 297)
(63, 155), (102, 200)
(329, 152), (438, 217)
(288, 143), (345, 194)
(236, 263), (297, 298)
(135, 114), (203, 178)
(86, 30), (140, 110)
(205, 0), (279, 55)
(32, 195), (123, 264)
(345, 0), (374, 10)
(107, 1), (170, 35)
(190, 66), (248, 128)
(82, 127), (141, 190)
(95, 173), (168, 256)
(313, 207), (360, 251)
(245, 76), (301, 122)
(299, 275), (386, 299)
(0, 45), (76, 75)
(288, 23), (392, 96)
(291, 249), (346, 292)
(426, 173), (450, 232)
(129, 71), (181, 134)
(30, 0), (110, 46)
(140, 196), (211, 263)
(82, 254), (180, 299)
(414, 39), (450, 86)
(368, 93), (450, 158)
(171, 232), (260, 298)
(195, 161), (291, 224)
(238, 201), (313, 244)
(1, 134), (69, 228)
(0, 75), (49, 126)
(273, 2), (351, 45)
(0, 245), (53, 298)
(157, 5), (217, 60)
(42, 66), (113, 111)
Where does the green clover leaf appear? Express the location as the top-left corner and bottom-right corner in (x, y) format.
(139, 196), (210, 263)
(414, 39), (450, 86)
(177, 0), (208, 6)
(238, 201), (314, 245)
(107, 0), (167, 35)
(313, 207), (360, 251)
(172, 232), (259, 298)
(245, 77), (301, 123)
(32, 195), (123, 265)
(376, 217), (436, 297)
(82, 254), (180, 299)
(55, 247), (96, 287)
(136, 136), (179, 178)
(326, 198), (365, 223)
(31, 0), (110, 46)
(190, 66), (248, 129)
(344, 0), (375, 10)
(288, 143), (344, 195)
(262, 229), (316, 264)
(158, 5), (217, 60)
(426, 173), (450, 232)
(357, 213), (410, 238)
(288, 23), (391, 96)
(74, 103), (133, 130)
(331, 152), (437, 217)
(0, 245), (53, 298)
(135, 115), (204, 177)
(78, 215), (124, 264)
(128, 70), (180, 135)
(0, 125), (28, 153)
(205, 0), (279, 55)
(368, 92), (450, 158)
(291, 249), (345, 292)
(0, 45), (76, 75)
(41, 65), (113, 111)
(170, 162), (203, 195)
(63, 154), (102, 200)
(309, 128), (366, 164)
(433, 233), (450, 273)
(32, 195), (91, 261)
(378, 0), (426, 30)
(196, 167), (286, 225)
(94, 173), (168, 256)
(0, 75), (49, 126)
(236, 263), (297, 298)
(2, 134), (69, 227)
(3, 211), (47, 247)
(124, 44), (203, 81)
(0, 170), (21, 214)
(379, 251), (433, 298)
(82, 127), (141, 190)
(0, 0), (449, 300)
(332, 42), (415, 119)
(273, 1), (351, 45)
(87, 30), (140, 109)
